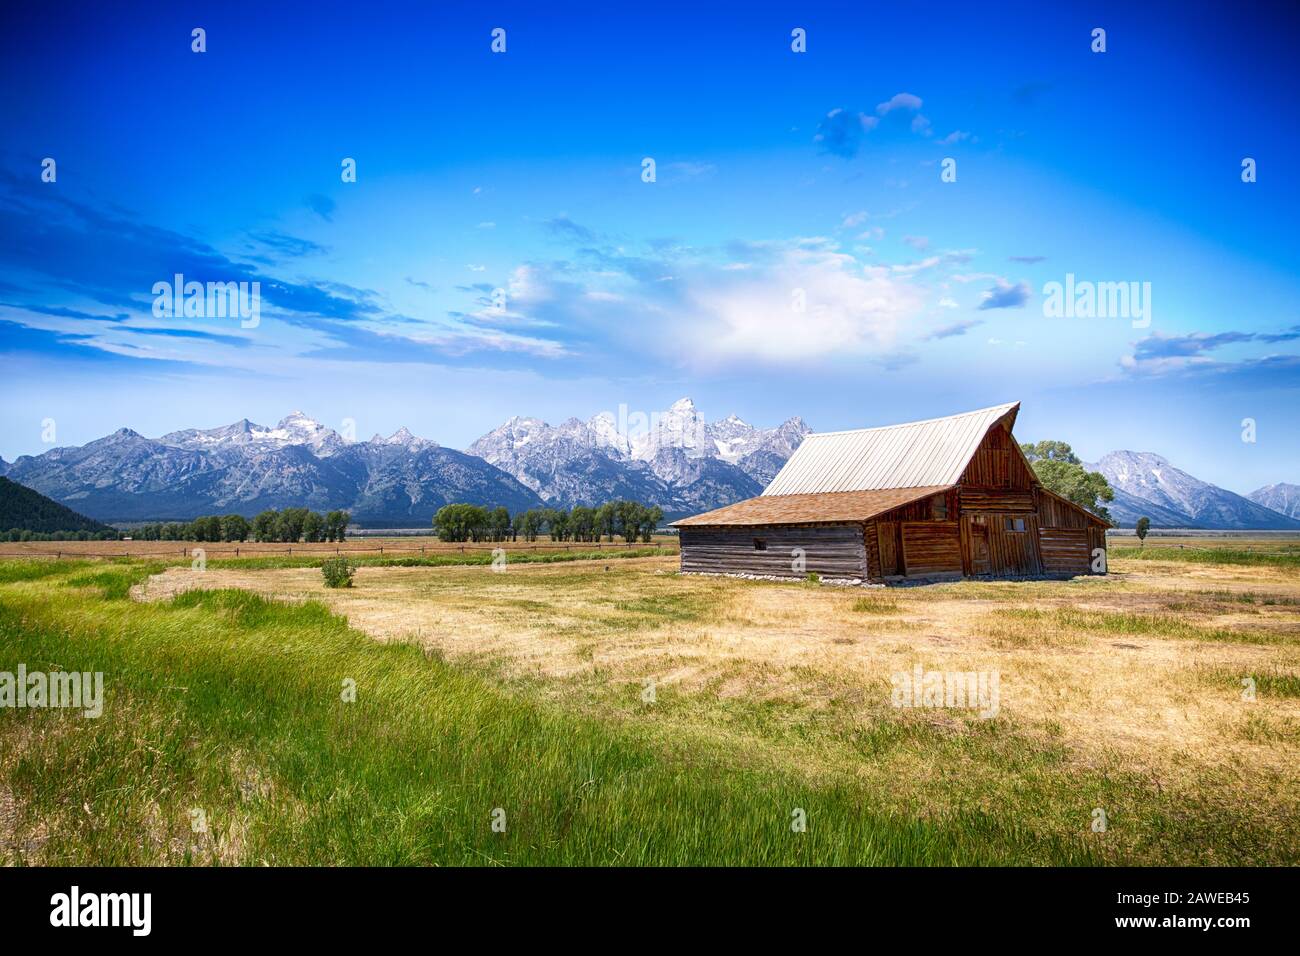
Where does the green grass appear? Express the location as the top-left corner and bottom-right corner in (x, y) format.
(1111, 546), (1300, 568)
(2, 560), (1295, 866)
(1197, 666), (1300, 700)
(851, 595), (900, 614)
(0, 562), (1107, 866)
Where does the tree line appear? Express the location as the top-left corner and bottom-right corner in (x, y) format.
(433, 501), (665, 544)
(131, 508), (351, 543)
(2, 528), (120, 542)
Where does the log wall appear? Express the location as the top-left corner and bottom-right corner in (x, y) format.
(679, 525), (866, 579)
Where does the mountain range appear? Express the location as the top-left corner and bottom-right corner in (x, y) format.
(1087, 451), (1300, 530)
(0, 402), (1295, 530)
(465, 398), (809, 512)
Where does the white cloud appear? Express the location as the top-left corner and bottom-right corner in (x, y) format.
(877, 92), (923, 114)
(681, 247), (925, 363)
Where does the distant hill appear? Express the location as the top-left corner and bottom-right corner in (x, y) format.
(0, 476), (115, 534)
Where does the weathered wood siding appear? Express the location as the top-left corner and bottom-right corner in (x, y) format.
(960, 489), (1035, 512)
(958, 424), (1035, 490)
(960, 515), (992, 575)
(1039, 527), (1092, 573)
(679, 525), (866, 579)
(1035, 489), (1107, 574)
(901, 520), (963, 576)
(1037, 491), (1099, 529)
(877, 520), (901, 575)
(986, 513), (1043, 574)
(864, 520), (882, 579)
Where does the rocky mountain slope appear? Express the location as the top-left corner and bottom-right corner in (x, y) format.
(466, 397), (808, 510)
(3, 414), (542, 524)
(1089, 451), (1300, 530)
(1247, 483), (1300, 521)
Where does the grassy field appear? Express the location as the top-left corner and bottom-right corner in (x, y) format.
(0, 534), (679, 560)
(1, 544), (1297, 866)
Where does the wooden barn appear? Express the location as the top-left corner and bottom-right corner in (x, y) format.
(673, 402), (1108, 583)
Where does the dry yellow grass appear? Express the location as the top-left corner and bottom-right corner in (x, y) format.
(132, 555), (1300, 801)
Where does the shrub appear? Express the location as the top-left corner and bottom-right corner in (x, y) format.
(321, 557), (356, 589)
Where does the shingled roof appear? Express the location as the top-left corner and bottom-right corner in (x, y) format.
(673, 486), (950, 527)
(673, 402), (1022, 528)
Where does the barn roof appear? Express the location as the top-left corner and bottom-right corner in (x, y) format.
(673, 486), (951, 527)
(761, 401), (1020, 496)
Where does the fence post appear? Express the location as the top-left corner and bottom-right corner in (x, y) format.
(235, 547), (239, 557)
(380, 546), (384, 555)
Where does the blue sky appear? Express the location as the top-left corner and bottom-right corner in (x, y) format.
(1, 0), (1298, 492)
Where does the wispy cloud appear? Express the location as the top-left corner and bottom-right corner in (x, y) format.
(927, 319), (982, 340)
(978, 280), (1031, 309)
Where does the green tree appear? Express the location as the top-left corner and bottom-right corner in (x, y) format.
(274, 507), (309, 543)
(613, 501), (643, 542)
(200, 515), (222, 541)
(252, 510), (277, 542)
(519, 508), (543, 542)
(323, 510), (350, 542)
(302, 511), (324, 543)
(1020, 440), (1080, 464)
(569, 506), (594, 543)
(433, 503), (490, 542)
(594, 503), (614, 542)
(489, 506), (511, 542)
(1030, 454), (1114, 523)
(639, 505), (663, 543)
(221, 514), (250, 542)
(1135, 516), (1151, 545)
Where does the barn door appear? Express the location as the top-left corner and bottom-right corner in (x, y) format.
(986, 514), (1042, 576)
(877, 521), (901, 576)
(968, 520), (991, 575)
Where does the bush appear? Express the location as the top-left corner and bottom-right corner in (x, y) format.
(321, 557), (355, 589)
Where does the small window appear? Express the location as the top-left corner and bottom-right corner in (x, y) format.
(1004, 517), (1026, 533)
(753, 538), (767, 551)
(932, 494), (947, 520)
